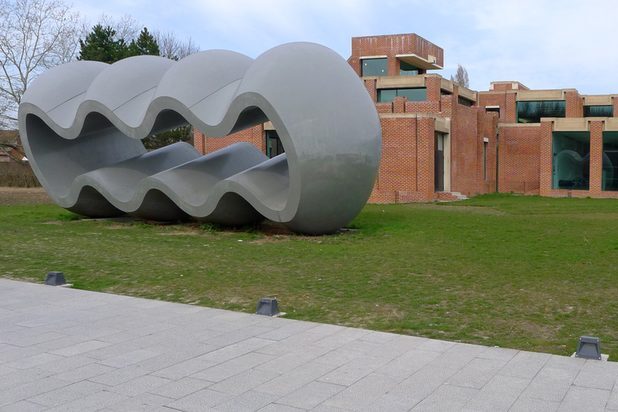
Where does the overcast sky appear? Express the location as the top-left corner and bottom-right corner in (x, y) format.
(71, 0), (618, 94)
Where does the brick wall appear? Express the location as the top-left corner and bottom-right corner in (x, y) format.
(499, 125), (542, 194)
(193, 126), (265, 155)
(565, 90), (583, 118)
(348, 33), (444, 76)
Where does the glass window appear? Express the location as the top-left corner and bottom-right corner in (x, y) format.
(377, 87), (427, 103)
(517, 100), (566, 123)
(361, 58), (387, 76)
(265, 130), (284, 158)
(399, 61), (419, 76)
(552, 131), (590, 190)
(602, 132), (618, 191)
(584, 105), (613, 117)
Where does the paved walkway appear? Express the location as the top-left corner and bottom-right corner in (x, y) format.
(0, 279), (617, 411)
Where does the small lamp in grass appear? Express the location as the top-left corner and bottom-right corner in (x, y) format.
(574, 336), (602, 360)
(44, 271), (66, 286)
(256, 297), (281, 317)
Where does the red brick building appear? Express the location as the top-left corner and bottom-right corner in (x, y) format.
(193, 33), (618, 202)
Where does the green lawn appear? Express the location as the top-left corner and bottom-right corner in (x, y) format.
(2, 193), (618, 359)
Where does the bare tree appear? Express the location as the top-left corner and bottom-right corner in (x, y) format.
(154, 31), (199, 60)
(98, 14), (140, 43)
(0, 0), (82, 128)
(450, 64), (470, 88)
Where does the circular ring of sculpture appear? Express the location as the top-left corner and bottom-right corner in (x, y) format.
(18, 42), (381, 235)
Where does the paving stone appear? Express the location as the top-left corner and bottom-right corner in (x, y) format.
(88, 364), (154, 386)
(149, 376), (212, 399)
(164, 388), (233, 411)
(192, 352), (275, 383)
(49, 340), (110, 357)
(0, 400), (48, 412)
(104, 393), (173, 411)
(278, 380), (345, 409)
(572, 359), (618, 390)
(323, 373), (400, 410)
(521, 366), (580, 402)
(151, 357), (219, 380)
(27, 380), (107, 407)
(255, 361), (337, 397)
(411, 383), (479, 411)
(447, 357), (507, 388)
(44, 389), (129, 412)
(109, 374), (171, 396)
(509, 396), (560, 412)
(258, 403), (305, 411)
(376, 349), (441, 380)
(54, 362), (116, 383)
(213, 390), (278, 411)
(607, 389), (618, 410)
(0, 376), (72, 407)
(208, 367), (280, 395)
(557, 386), (610, 412)
(499, 350), (551, 379)
(461, 374), (529, 411)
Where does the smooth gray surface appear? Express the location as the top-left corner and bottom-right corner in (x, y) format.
(18, 43), (381, 234)
(1, 278), (617, 411)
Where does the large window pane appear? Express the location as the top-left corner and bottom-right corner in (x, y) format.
(584, 105), (613, 117)
(517, 100), (565, 123)
(399, 61), (419, 76)
(378, 87), (427, 102)
(602, 132), (618, 191)
(552, 131), (590, 190)
(361, 58), (387, 76)
(265, 130), (284, 158)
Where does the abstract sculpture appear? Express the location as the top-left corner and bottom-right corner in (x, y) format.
(18, 43), (381, 234)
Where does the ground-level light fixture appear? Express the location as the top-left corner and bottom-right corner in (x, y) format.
(256, 297), (280, 316)
(44, 271), (66, 286)
(575, 336), (602, 360)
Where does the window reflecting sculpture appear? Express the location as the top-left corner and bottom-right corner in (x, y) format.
(18, 43), (381, 234)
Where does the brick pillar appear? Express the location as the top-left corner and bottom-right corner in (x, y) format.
(387, 56), (398, 76)
(364, 78), (378, 102)
(565, 90), (583, 118)
(417, 117), (436, 199)
(612, 96), (618, 118)
(425, 77), (441, 103)
(589, 121), (603, 195)
(505, 93), (517, 123)
(539, 121), (554, 196)
(393, 96), (405, 113)
(348, 57), (361, 76)
(193, 130), (205, 154)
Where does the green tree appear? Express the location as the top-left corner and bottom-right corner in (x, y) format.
(78, 24), (128, 63)
(78, 21), (193, 150)
(128, 27), (159, 57)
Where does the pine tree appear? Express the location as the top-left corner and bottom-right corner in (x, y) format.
(128, 27), (160, 57)
(78, 25), (129, 64)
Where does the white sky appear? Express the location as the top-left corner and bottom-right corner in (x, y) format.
(71, 0), (618, 94)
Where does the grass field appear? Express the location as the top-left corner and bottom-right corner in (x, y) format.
(1, 189), (618, 359)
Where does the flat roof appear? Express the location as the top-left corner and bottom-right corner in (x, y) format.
(396, 53), (442, 70)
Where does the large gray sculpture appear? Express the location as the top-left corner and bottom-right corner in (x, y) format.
(18, 43), (381, 234)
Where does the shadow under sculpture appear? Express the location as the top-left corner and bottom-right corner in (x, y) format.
(18, 42), (381, 235)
